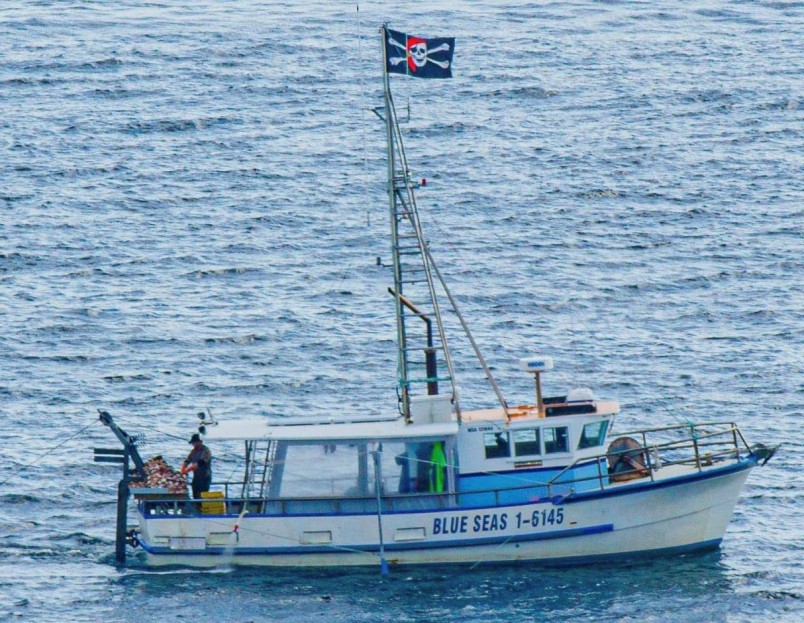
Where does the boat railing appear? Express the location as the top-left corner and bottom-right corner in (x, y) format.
(137, 422), (755, 517)
(546, 421), (753, 498)
(139, 487), (457, 517)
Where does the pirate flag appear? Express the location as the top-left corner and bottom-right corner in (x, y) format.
(385, 28), (455, 79)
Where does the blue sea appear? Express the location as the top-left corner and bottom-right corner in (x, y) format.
(1, 1), (801, 621)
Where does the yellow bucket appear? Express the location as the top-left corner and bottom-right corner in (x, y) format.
(200, 491), (226, 515)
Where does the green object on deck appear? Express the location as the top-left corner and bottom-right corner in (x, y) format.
(428, 442), (447, 493)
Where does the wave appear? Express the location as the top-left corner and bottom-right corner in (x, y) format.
(103, 374), (154, 383)
(0, 494), (42, 504)
(203, 334), (266, 345)
(51, 532), (107, 545)
(186, 267), (262, 279)
(125, 116), (242, 135)
(751, 590), (801, 601)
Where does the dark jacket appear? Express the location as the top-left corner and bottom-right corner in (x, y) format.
(184, 444), (212, 480)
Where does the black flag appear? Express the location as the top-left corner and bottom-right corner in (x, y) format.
(385, 28), (455, 79)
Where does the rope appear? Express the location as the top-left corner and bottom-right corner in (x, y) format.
(469, 531), (520, 570)
(155, 512), (385, 561)
(0, 415), (99, 487)
(110, 414), (245, 465)
(657, 403), (699, 434)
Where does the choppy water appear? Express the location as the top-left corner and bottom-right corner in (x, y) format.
(1, 1), (802, 621)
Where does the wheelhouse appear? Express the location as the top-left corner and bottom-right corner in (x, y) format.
(186, 416), (461, 515)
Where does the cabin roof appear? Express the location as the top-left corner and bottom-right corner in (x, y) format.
(461, 401), (620, 422)
(201, 417), (458, 443)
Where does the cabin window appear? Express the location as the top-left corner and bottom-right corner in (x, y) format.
(578, 420), (609, 449)
(544, 427), (569, 454)
(276, 440), (452, 498)
(513, 429), (541, 456)
(278, 443), (370, 498)
(483, 432), (510, 459)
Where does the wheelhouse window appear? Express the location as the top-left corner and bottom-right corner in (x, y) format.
(513, 429), (540, 456)
(276, 440), (453, 498)
(578, 420), (609, 449)
(278, 443), (369, 498)
(544, 427), (569, 454)
(484, 432), (510, 459)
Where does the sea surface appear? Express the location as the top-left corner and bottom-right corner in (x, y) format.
(0, 0), (802, 621)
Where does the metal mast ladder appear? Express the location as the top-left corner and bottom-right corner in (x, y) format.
(380, 56), (458, 423)
(241, 440), (276, 502)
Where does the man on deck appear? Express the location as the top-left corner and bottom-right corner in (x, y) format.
(182, 433), (212, 500)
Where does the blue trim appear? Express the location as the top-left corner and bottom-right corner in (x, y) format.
(137, 496), (566, 521)
(138, 523), (614, 556)
(458, 457), (601, 479)
(526, 538), (723, 566)
(562, 458), (755, 505)
(138, 458), (756, 521)
(140, 534), (723, 565)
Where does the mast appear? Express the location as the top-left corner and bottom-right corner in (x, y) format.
(380, 25), (460, 422)
(381, 27), (411, 420)
(379, 25), (509, 422)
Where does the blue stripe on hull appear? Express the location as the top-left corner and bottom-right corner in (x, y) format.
(564, 459), (754, 504)
(140, 535), (724, 566)
(523, 538), (723, 567)
(458, 457), (601, 479)
(139, 523), (614, 556)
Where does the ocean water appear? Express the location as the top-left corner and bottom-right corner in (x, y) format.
(1, 0), (802, 621)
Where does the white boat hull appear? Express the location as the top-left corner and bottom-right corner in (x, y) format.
(137, 460), (753, 568)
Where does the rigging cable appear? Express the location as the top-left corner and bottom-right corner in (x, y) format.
(108, 413), (246, 483)
(568, 298), (579, 388)
(355, 4), (373, 228)
(0, 415), (99, 487)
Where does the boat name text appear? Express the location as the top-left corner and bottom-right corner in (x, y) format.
(432, 507), (565, 535)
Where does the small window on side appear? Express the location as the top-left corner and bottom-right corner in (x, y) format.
(483, 432), (510, 459)
(544, 427), (569, 454)
(513, 429), (540, 456)
(578, 420), (609, 449)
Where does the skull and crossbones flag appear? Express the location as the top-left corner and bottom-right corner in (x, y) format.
(385, 28), (455, 79)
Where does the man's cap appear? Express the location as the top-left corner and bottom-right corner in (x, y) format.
(189, 433), (202, 444)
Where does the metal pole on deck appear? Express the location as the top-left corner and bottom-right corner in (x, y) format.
(371, 449), (389, 576)
(388, 288), (439, 396)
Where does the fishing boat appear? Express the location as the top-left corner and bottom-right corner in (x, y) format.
(96, 25), (776, 569)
